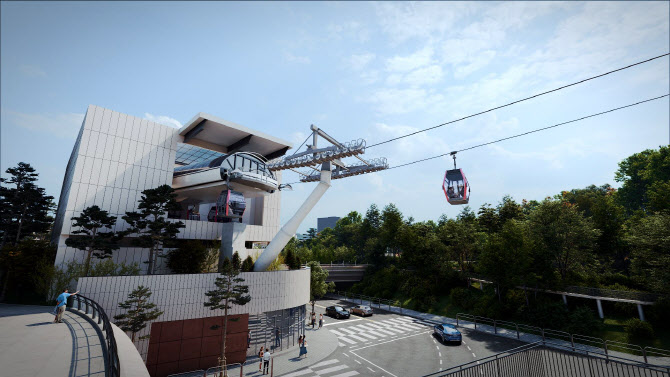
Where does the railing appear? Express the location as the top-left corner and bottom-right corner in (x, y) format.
(565, 285), (663, 302)
(423, 341), (670, 376)
(68, 294), (121, 377)
(335, 290), (403, 314)
(456, 312), (670, 365)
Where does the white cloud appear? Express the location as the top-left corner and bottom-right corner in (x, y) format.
(453, 50), (496, 79)
(284, 52), (311, 64)
(3, 109), (84, 138)
(386, 47), (435, 72)
(144, 113), (182, 128)
(19, 64), (47, 77)
(349, 53), (376, 71)
(405, 65), (444, 86)
(328, 21), (370, 43)
(367, 88), (445, 115)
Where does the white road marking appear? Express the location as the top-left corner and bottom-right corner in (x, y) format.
(339, 343), (346, 347)
(350, 331), (432, 352)
(330, 329), (345, 336)
(354, 359), (362, 364)
(440, 360), (443, 365)
(467, 346), (471, 351)
(343, 353), (350, 357)
(281, 369), (314, 377)
(472, 353), (476, 358)
(435, 346), (439, 350)
(323, 318), (363, 326)
(373, 328), (396, 336)
(350, 351), (398, 377)
(462, 340), (467, 344)
(432, 339), (437, 344)
(314, 365), (348, 375)
(357, 332), (378, 340)
(439, 352), (442, 357)
(331, 372), (360, 377)
(340, 337), (357, 345)
(367, 367), (375, 372)
(311, 359), (339, 368)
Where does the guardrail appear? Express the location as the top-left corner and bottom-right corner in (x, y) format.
(424, 340), (670, 376)
(456, 312), (670, 365)
(335, 290), (403, 314)
(68, 294), (121, 377)
(564, 285), (664, 302)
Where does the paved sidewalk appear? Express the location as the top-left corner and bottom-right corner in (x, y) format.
(0, 303), (106, 377)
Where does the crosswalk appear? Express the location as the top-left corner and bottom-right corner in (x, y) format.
(327, 316), (434, 347)
(280, 358), (359, 377)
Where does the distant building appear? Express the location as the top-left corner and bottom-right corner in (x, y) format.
(317, 216), (340, 233)
(295, 233), (311, 241)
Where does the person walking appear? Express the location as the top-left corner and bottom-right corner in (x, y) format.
(311, 312), (316, 329)
(319, 313), (323, 329)
(298, 335), (305, 358)
(263, 348), (271, 375)
(275, 327), (281, 348)
(258, 346), (264, 371)
(302, 337), (308, 358)
(247, 330), (251, 349)
(54, 289), (79, 323)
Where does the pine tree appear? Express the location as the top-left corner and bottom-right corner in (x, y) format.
(113, 285), (163, 342)
(65, 205), (119, 276)
(122, 185), (185, 274)
(204, 255), (251, 376)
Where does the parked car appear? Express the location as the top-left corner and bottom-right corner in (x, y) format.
(350, 305), (373, 316)
(434, 323), (462, 344)
(325, 305), (350, 319)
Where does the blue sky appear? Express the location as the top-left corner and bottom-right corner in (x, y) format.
(2, 1), (668, 233)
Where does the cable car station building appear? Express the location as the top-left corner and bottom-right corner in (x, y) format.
(52, 105), (310, 376)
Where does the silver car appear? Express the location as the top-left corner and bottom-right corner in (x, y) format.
(350, 305), (373, 316)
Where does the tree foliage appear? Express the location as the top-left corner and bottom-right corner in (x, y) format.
(122, 185), (185, 274)
(65, 205), (119, 276)
(114, 285), (163, 342)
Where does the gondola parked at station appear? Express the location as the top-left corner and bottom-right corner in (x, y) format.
(208, 189), (247, 222)
(442, 152), (470, 205)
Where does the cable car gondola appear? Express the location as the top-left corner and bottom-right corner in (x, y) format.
(208, 189), (246, 222)
(442, 152), (470, 205)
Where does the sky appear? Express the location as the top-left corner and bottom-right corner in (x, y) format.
(1, 1), (669, 233)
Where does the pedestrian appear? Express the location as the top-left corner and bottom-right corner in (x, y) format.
(311, 312), (316, 329)
(302, 338), (308, 358)
(298, 335), (304, 358)
(247, 330), (251, 349)
(263, 348), (271, 375)
(275, 327), (281, 348)
(54, 288), (79, 323)
(319, 313), (323, 329)
(258, 346), (264, 371)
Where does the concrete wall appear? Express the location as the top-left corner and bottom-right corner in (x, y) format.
(76, 268), (310, 360)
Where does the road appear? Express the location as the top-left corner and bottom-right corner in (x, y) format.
(279, 298), (525, 377)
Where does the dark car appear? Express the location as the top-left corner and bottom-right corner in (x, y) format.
(325, 305), (350, 319)
(434, 323), (462, 344)
(350, 305), (373, 316)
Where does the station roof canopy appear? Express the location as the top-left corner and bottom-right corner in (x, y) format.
(178, 113), (293, 160)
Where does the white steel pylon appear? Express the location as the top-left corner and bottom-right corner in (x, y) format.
(253, 125), (388, 271)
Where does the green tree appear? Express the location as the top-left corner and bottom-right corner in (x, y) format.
(527, 199), (600, 285)
(0, 162), (54, 247)
(204, 256), (251, 376)
(166, 240), (211, 274)
(306, 261), (334, 314)
(626, 212), (670, 294)
(241, 256), (254, 272)
(477, 220), (532, 302)
(122, 185), (185, 274)
(0, 239), (57, 302)
(65, 205), (119, 276)
(113, 285), (163, 342)
(615, 146), (670, 213)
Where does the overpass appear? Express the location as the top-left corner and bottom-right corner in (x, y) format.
(319, 263), (368, 283)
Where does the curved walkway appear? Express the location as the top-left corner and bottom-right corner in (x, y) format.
(0, 304), (106, 377)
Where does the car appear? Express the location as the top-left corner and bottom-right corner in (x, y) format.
(350, 305), (373, 316)
(325, 305), (350, 319)
(434, 323), (462, 344)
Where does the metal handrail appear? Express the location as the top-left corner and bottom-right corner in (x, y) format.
(68, 294), (121, 377)
(456, 312), (669, 364)
(336, 291), (403, 314)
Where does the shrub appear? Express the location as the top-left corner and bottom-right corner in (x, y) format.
(166, 240), (209, 274)
(624, 318), (654, 342)
(563, 306), (603, 335)
(647, 297), (670, 331)
(450, 287), (479, 310)
(524, 299), (569, 330)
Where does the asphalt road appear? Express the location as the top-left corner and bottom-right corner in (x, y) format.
(281, 298), (526, 377)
